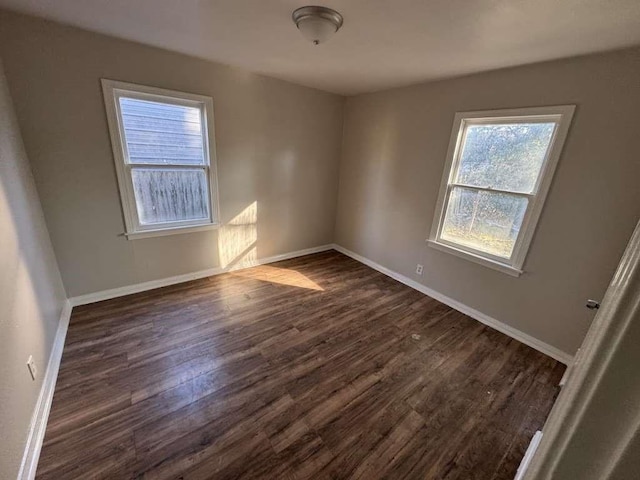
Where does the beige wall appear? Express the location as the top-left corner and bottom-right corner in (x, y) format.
(0, 11), (344, 297)
(1, 7), (639, 479)
(335, 48), (640, 356)
(0, 10), (638, 359)
(0, 58), (67, 480)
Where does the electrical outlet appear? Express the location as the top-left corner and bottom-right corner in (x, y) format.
(416, 264), (424, 275)
(27, 356), (37, 381)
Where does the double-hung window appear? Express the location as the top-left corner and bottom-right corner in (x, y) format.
(102, 80), (220, 239)
(429, 106), (575, 276)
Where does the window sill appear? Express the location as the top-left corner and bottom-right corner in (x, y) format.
(125, 223), (219, 240)
(427, 240), (523, 277)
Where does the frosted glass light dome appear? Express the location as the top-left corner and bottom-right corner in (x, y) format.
(292, 6), (344, 45)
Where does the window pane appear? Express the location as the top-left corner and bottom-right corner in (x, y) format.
(131, 168), (210, 225)
(455, 122), (556, 193)
(119, 97), (205, 165)
(441, 187), (528, 259)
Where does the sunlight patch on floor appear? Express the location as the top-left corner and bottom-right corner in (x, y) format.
(232, 264), (324, 291)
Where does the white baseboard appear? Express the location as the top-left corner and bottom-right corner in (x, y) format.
(69, 244), (334, 307)
(558, 361), (574, 388)
(18, 300), (72, 480)
(515, 431), (543, 480)
(331, 244), (573, 365)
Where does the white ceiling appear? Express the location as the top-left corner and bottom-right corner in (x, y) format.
(1, 0), (639, 95)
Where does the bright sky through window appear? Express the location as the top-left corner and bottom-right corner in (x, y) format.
(430, 106), (574, 275)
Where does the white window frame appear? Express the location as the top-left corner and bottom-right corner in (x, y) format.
(101, 79), (220, 239)
(428, 105), (575, 276)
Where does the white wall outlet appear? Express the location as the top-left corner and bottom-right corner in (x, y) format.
(415, 264), (424, 275)
(27, 355), (37, 381)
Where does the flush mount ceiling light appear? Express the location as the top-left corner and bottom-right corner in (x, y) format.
(292, 6), (344, 45)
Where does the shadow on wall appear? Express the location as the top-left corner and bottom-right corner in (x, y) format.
(0, 72), (65, 372)
(0, 183), (51, 369)
(0, 61), (66, 480)
(344, 102), (402, 257)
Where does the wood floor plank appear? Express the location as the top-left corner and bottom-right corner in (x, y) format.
(37, 250), (563, 479)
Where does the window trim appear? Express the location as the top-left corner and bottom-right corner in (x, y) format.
(428, 105), (575, 276)
(101, 79), (221, 239)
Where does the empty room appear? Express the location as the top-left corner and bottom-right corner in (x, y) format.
(1, 1), (639, 479)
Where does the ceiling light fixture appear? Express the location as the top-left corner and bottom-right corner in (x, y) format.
(292, 6), (343, 45)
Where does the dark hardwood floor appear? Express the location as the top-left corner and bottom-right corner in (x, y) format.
(37, 251), (564, 479)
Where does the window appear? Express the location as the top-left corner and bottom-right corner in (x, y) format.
(102, 80), (219, 239)
(429, 106), (575, 276)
